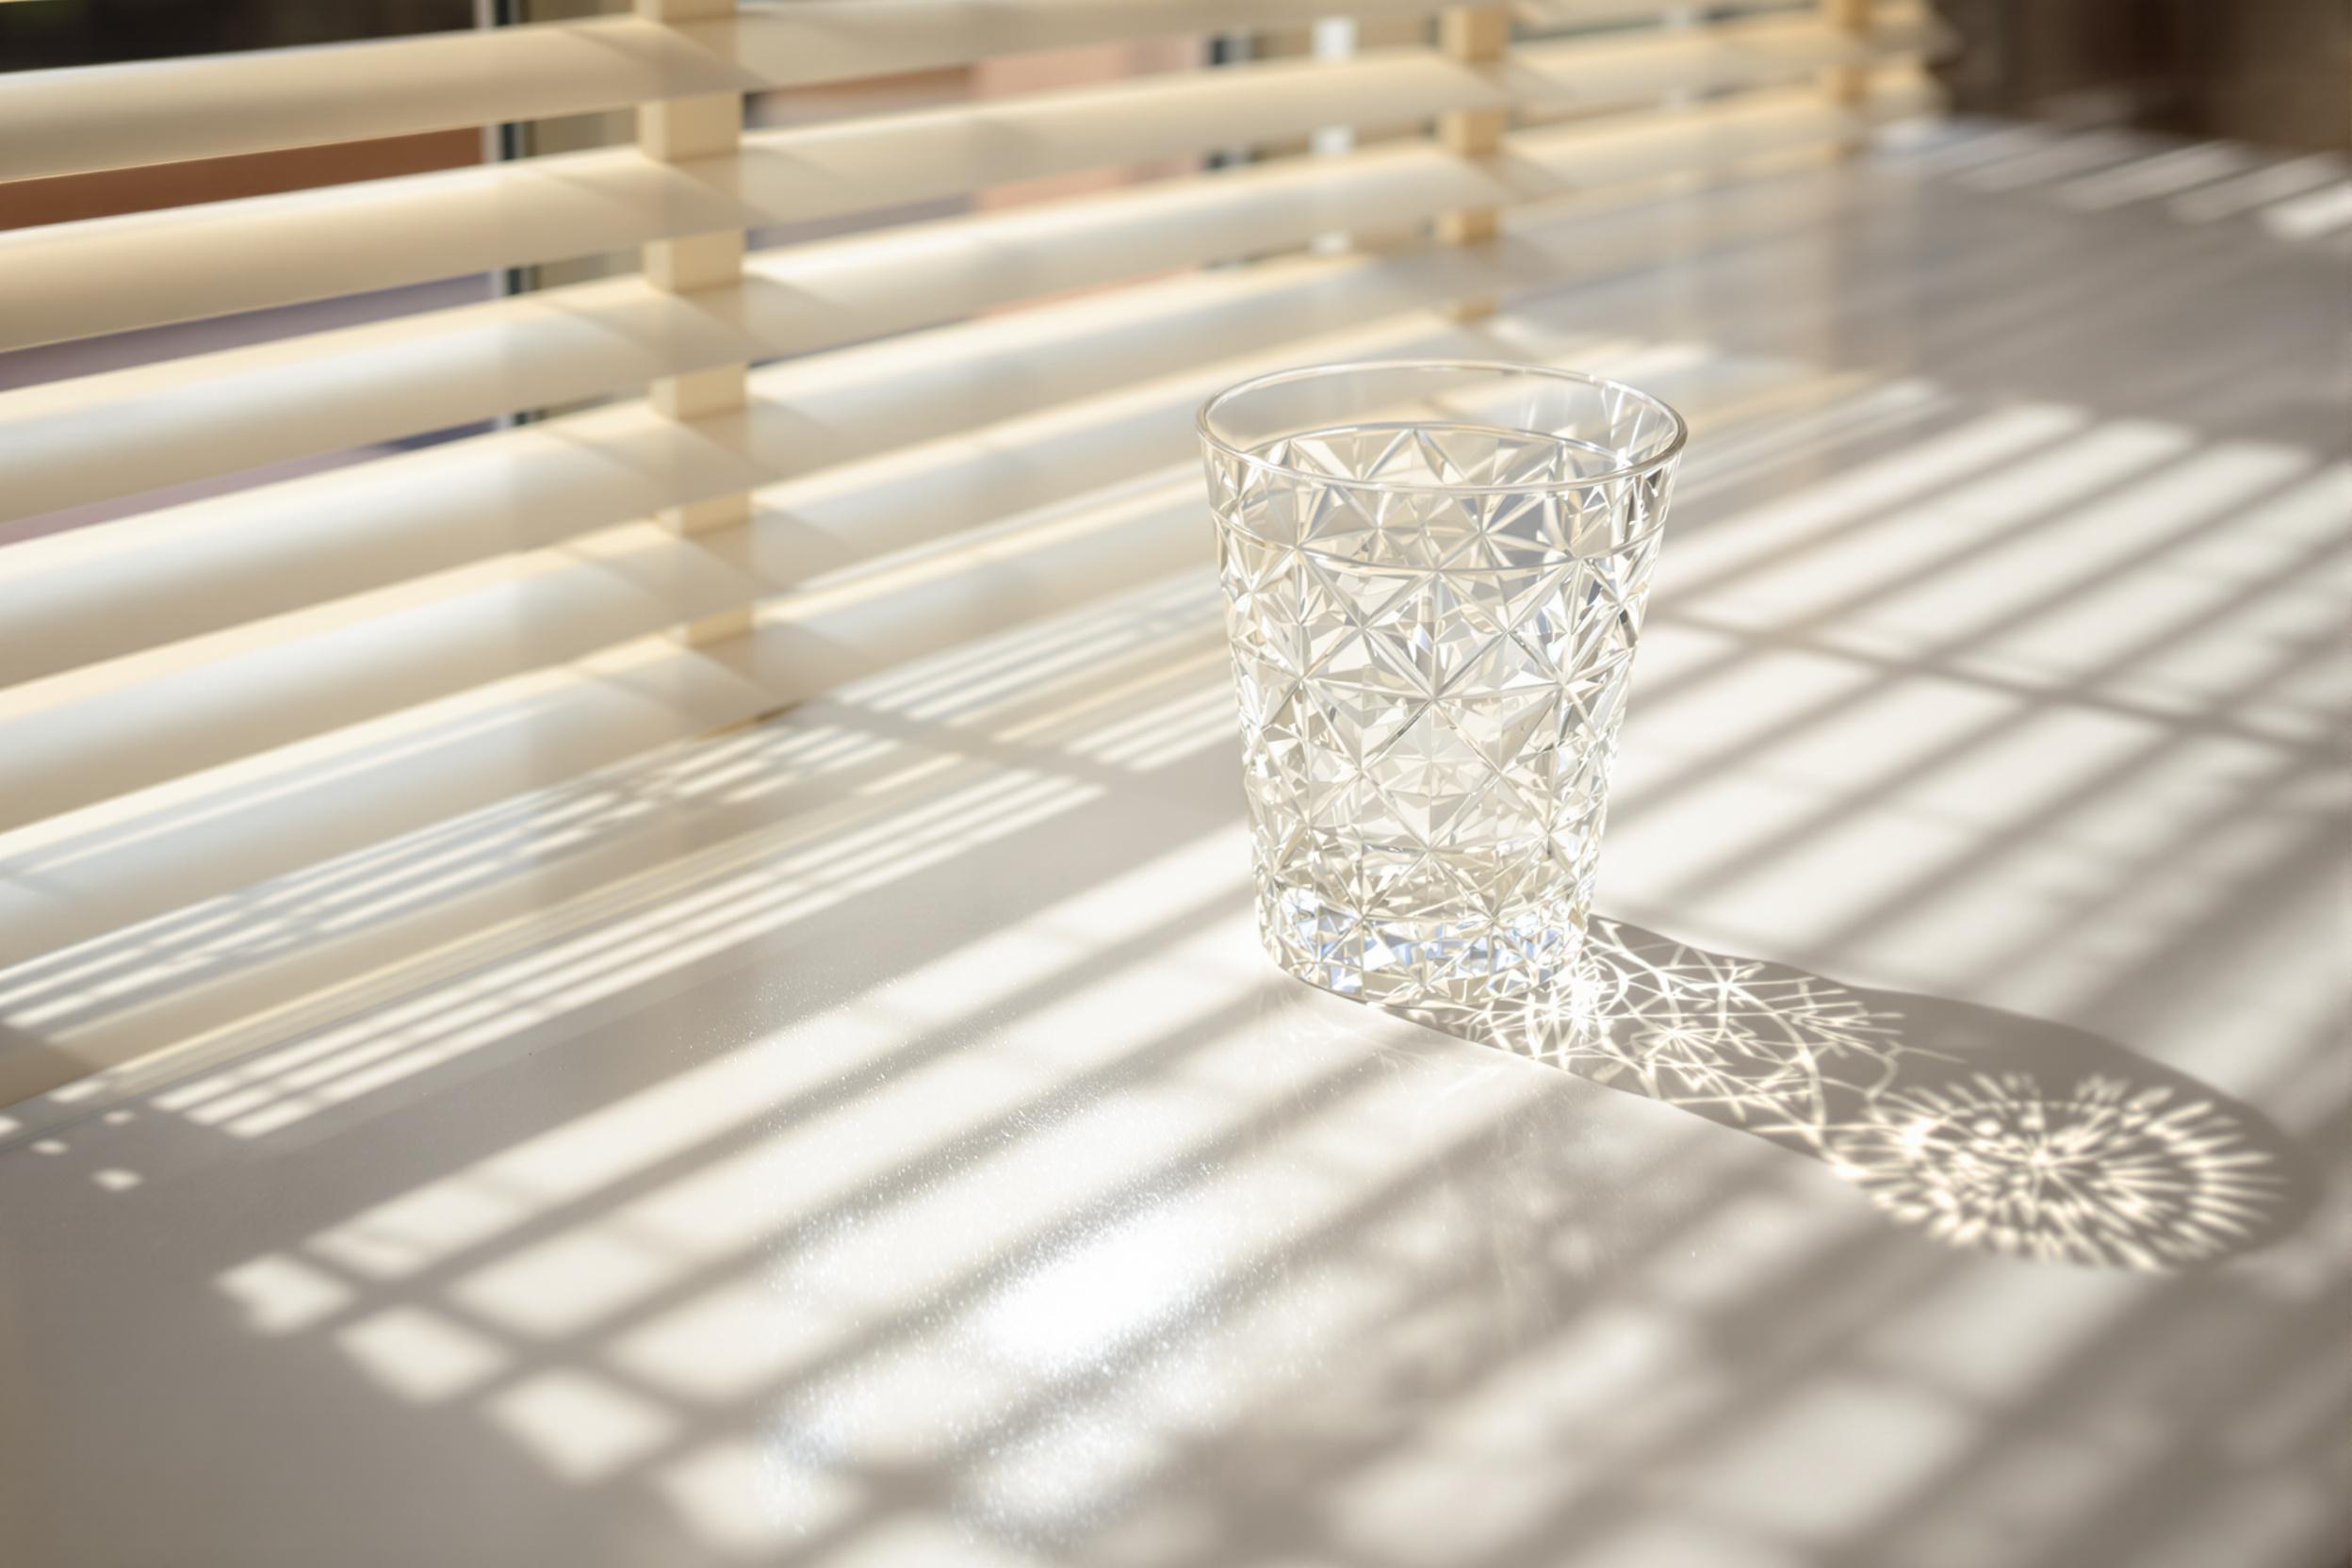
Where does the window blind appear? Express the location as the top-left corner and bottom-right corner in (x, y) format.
(0, 0), (1942, 1098)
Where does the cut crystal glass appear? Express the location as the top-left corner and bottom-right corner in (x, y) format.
(1200, 360), (1686, 1008)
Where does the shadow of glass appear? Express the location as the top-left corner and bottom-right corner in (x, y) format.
(1376, 919), (2311, 1271)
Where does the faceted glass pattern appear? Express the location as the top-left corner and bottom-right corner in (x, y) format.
(1201, 364), (1681, 1009)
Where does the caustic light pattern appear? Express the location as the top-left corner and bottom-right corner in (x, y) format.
(1417, 923), (2291, 1270)
(1506, 919), (1910, 1130)
(1827, 1073), (2285, 1269)
(1208, 422), (1671, 1011)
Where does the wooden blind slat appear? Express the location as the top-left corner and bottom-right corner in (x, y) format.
(0, 18), (754, 184)
(0, 0), (1946, 1061)
(0, 13), (1939, 355)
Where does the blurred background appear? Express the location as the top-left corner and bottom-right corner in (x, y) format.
(8, 0), (2346, 160)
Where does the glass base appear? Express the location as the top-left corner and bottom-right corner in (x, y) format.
(1257, 880), (1591, 1010)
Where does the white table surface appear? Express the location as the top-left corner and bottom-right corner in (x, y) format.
(2, 127), (2346, 1567)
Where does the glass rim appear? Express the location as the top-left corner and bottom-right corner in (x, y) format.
(1195, 358), (1690, 498)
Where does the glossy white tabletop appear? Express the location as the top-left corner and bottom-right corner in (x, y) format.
(1, 127), (2346, 1567)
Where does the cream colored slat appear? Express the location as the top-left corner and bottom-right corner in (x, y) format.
(736, 79), (1916, 358)
(0, 76), (1909, 695)
(0, 12), (1934, 355)
(0, 279), (760, 528)
(0, 76), (1909, 691)
(0, 276), (1253, 688)
(0, 0), (1898, 190)
(735, 254), (1554, 589)
(2, 45), (1472, 356)
(708, 0), (1448, 87)
(0, 402), (766, 693)
(740, 252), (1500, 552)
(0, 142), (1856, 703)
(0, 149), (753, 354)
(0, 142), (1479, 528)
(1516, 0), (1808, 25)
(727, 16), (1934, 229)
(0, 147), (1471, 533)
(0, 75), (1917, 530)
(1505, 71), (1935, 192)
(0, 17), (757, 183)
(732, 180), (1858, 589)
(706, 0), (1904, 89)
(731, 48), (1501, 224)
(740, 142), (1500, 357)
(5, 220), (1566, 698)
(0, 276), (1381, 841)
(1512, 9), (1934, 107)
(0, 520), (772, 844)
(732, 484), (1204, 708)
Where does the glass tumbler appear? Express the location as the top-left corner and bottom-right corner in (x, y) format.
(1199, 360), (1685, 1008)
